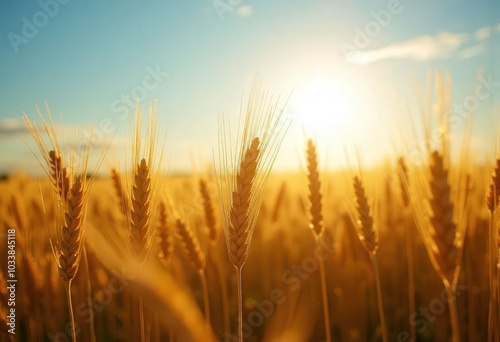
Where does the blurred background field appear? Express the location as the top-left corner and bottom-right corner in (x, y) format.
(0, 166), (493, 341)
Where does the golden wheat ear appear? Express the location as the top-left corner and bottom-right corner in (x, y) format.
(57, 177), (85, 283)
(216, 86), (290, 268)
(129, 158), (152, 263)
(305, 138), (332, 342)
(353, 176), (377, 254)
(175, 218), (206, 271)
(215, 84), (290, 342)
(199, 179), (218, 243)
(487, 158), (500, 212)
(111, 167), (130, 214)
(156, 200), (174, 268)
(428, 151), (459, 283)
(49, 149), (71, 201)
(306, 139), (324, 238)
(397, 157), (410, 208)
(227, 137), (260, 268)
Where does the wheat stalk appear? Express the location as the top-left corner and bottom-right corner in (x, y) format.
(23, 106), (99, 342)
(397, 157), (416, 342)
(487, 157), (500, 341)
(353, 176), (377, 254)
(57, 176), (87, 342)
(156, 201), (173, 268)
(200, 178), (232, 335)
(428, 151), (459, 283)
(426, 150), (461, 342)
(122, 102), (165, 342)
(397, 157), (410, 208)
(200, 179), (218, 243)
(406, 72), (467, 342)
(351, 175), (387, 342)
(487, 158), (500, 212)
(111, 168), (130, 214)
(305, 139), (331, 342)
(216, 84), (290, 342)
(175, 218), (210, 326)
(175, 218), (206, 271)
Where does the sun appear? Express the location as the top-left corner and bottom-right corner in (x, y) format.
(290, 76), (357, 139)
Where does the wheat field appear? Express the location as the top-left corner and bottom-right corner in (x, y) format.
(0, 79), (498, 342)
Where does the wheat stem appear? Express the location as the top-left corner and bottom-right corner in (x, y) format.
(236, 266), (243, 342)
(444, 283), (460, 342)
(428, 151), (461, 341)
(82, 248), (96, 342)
(208, 248), (231, 337)
(65, 282), (76, 342)
(199, 269), (211, 329)
(404, 208), (416, 341)
(398, 158), (416, 341)
(488, 213), (498, 342)
(487, 156), (500, 342)
(371, 255), (388, 342)
(139, 294), (146, 342)
(318, 255), (331, 342)
(307, 140), (331, 341)
(353, 176), (387, 341)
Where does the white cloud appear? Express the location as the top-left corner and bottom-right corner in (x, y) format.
(459, 44), (486, 59)
(236, 5), (253, 17)
(0, 118), (29, 136)
(475, 26), (491, 40)
(348, 32), (468, 65)
(497, 22), (500, 32)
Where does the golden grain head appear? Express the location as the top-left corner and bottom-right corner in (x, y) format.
(199, 179), (218, 243)
(397, 157), (410, 208)
(427, 150), (459, 282)
(156, 200), (174, 267)
(306, 139), (324, 238)
(216, 85), (290, 268)
(353, 176), (377, 254)
(487, 158), (500, 212)
(175, 218), (206, 271)
(57, 176), (86, 283)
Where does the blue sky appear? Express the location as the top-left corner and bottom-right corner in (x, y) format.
(0, 0), (499, 174)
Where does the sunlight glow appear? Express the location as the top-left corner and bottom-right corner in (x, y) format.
(290, 76), (357, 139)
